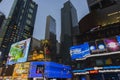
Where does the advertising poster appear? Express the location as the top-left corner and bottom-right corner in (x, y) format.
(6, 38), (31, 65)
(70, 42), (90, 60)
(12, 62), (30, 80)
(104, 37), (120, 52)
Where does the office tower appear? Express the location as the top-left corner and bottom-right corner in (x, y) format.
(0, 12), (5, 46)
(0, 0), (38, 63)
(45, 15), (57, 61)
(60, 1), (79, 64)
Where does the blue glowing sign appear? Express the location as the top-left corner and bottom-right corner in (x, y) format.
(29, 61), (72, 78)
(116, 35), (120, 46)
(70, 43), (90, 60)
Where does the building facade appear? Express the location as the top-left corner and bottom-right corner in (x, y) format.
(45, 15), (57, 62)
(72, 0), (120, 80)
(0, 0), (38, 64)
(60, 1), (79, 65)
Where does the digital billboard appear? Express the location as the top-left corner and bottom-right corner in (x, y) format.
(116, 35), (120, 46)
(96, 39), (107, 53)
(12, 62), (30, 80)
(29, 61), (72, 78)
(70, 42), (90, 60)
(104, 37), (120, 52)
(6, 38), (31, 65)
(89, 41), (98, 54)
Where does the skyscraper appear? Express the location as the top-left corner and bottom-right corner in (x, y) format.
(60, 1), (79, 64)
(0, 0), (38, 63)
(45, 15), (57, 61)
(0, 12), (5, 46)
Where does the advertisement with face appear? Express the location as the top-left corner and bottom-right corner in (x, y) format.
(70, 42), (90, 60)
(6, 38), (31, 65)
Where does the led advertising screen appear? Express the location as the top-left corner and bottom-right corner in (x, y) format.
(12, 62), (30, 80)
(96, 39), (107, 53)
(104, 37), (120, 52)
(29, 61), (72, 78)
(70, 42), (90, 60)
(116, 35), (120, 46)
(6, 38), (31, 65)
(29, 62), (44, 78)
(89, 41), (98, 54)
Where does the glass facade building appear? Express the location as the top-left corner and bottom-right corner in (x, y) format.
(0, 0), (38, 64)
(60, 1), (79, 65)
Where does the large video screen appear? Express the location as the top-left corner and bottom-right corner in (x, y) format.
(6, 38), (31, 65)
(70, 42), (90, 60)
(96, 39), (107, 53)
(116, 35), (120, 46)
(89, 41), (98, 54)
(12, 62), (30, 79)
(104, 37), (120, 52)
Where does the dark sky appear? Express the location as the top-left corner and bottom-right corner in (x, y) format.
(0, 0), (89, 41)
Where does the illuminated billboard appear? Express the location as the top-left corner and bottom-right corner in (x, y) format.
(29, 61), (72, 78)
(104, 37), (120, 52)
(96, 39), (107, 53)
(6, 38), (31, 65)
(70, 43), (90, 60)
(89, 41), (98, 54)
(116, 35), (120, 46)
(12, 62), (30, 80)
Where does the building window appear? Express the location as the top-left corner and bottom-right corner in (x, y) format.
(29, 8), (33, 13)
(28, 14), (32, 19)
(22, 9), (24, 13)
(26, 19), (31, 25)
(30, 3), (34, 8)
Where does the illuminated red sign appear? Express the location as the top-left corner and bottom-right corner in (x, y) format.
(89, 70), (99, 74)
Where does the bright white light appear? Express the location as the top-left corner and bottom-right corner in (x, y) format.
(90, 46), (95, 50)
(108, 42), (117, 48)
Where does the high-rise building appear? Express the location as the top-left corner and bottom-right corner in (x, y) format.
(0, 0), (38, 63)
(60, 1), (79, 65)
(0, 12), (5, 46)
(45, 15), (57, 61)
